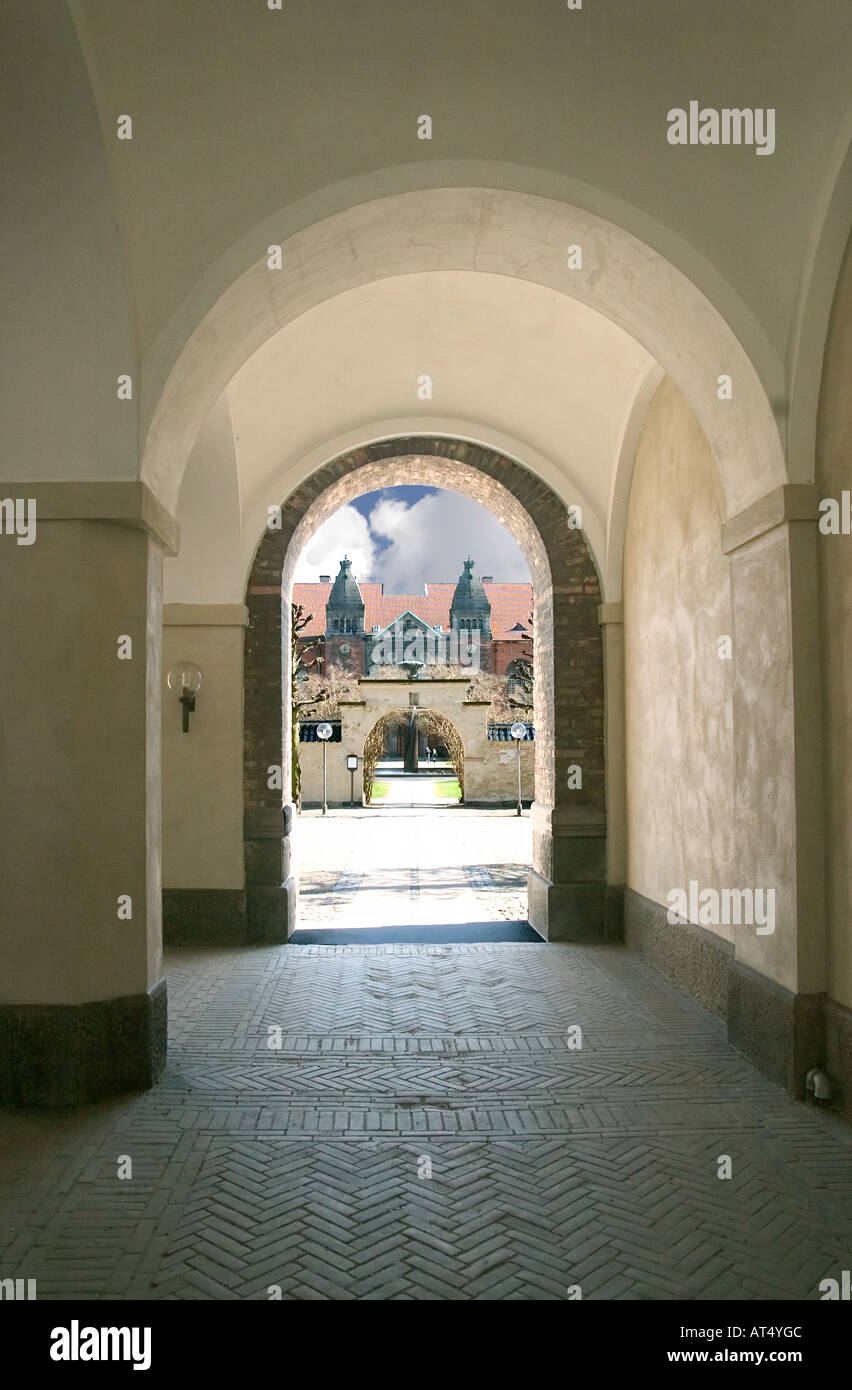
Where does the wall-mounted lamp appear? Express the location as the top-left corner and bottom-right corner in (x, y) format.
(167, 662), (202, 732)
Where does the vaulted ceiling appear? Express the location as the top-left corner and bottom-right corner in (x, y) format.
(5, 2), (851, 605)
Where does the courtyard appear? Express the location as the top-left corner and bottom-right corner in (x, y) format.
(294, 802), (531, 935)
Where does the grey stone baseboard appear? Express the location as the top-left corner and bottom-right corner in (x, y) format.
(527, 869), (605, 941)
(247, 877), (297, 944)
(247, 878), (297, 945)
(824, 996), (852, 1121)
(604, 884), (625, 943)
(164, 888), (248, 945)
(164, 884), (297, 945)
(624, 887), (731, 1017)
(726, 962), (825, 1098)
(624, 888), (832, 1104)
(0, 978), (167, 1108)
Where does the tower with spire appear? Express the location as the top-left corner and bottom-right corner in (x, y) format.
(325, 555), (365, 635)
(449, 557), (492, 642)
(324, 555), (366, 673)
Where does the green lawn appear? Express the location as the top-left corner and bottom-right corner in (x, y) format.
(435, 778), (461, 799)
(370, 781), (390, 801)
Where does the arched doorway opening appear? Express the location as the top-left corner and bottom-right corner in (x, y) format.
(363, 708), (465, 805)
(243, 436), (607, 942)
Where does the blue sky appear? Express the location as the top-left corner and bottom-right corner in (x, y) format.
(294, 486), (531, 594)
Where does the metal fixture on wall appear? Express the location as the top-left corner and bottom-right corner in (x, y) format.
(167, 662), (202, 733)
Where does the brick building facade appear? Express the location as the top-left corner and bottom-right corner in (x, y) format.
(294, 556), (533, 679)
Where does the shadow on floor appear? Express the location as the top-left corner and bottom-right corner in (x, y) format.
(289, 921), (543, 944)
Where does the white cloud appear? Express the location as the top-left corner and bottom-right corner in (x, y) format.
(369, 490), (530, 592)
(292, 504), (377, 582)
(293, 489), (530, 592)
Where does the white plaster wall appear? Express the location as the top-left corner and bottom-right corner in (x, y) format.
(726, 527), (798, 986)
(818, 236), (852, 1009)
(1, 2), (137, 483)
(71, 0), (852, 392)
(228, 273), (651, 553)
(624, 379), (736, 939)
(0, 523), (160, 1003)
(163, 394), (244, 605)
(162, 614), (246, 890)
(142, 189), (785, 525)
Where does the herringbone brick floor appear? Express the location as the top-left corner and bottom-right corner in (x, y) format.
(1, 942), (851, 1300)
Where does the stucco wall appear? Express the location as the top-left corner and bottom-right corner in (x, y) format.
(818, 234), (852, 1010)
(162, 609), (246, 890)
(623, 379), (736, 940)
(0, 522), (161, 1003)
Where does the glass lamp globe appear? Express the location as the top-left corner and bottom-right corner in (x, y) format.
(167, 662), (202, 696)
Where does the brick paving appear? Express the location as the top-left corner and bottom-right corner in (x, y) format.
(1, 939), (851, 1300)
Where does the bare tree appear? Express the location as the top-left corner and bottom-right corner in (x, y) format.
(291, 603), (328, 805)
(464, 671), (514, 721)
(299, 662), (359, 718)
(507, 610), (534, 714)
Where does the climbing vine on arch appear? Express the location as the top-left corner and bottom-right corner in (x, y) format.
(361, 709), (465, 804)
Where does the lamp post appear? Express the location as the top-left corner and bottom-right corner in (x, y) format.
(316, 722), (333, 815)
(510, 721), (527, 817)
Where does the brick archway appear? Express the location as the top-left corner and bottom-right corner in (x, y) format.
(243, 437), (608, 942)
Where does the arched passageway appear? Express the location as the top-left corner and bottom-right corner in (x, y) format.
(362, 709), (464, 805)
(7, 2), (852, 1324)
(243, 437), (609, 945)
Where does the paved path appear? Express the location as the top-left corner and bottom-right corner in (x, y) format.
(294, 806), (531, 929)
(371, 772), (451, 805)
(1, 941), (851, 1300)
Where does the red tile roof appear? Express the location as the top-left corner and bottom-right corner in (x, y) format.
(292, 581), (533, 641)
